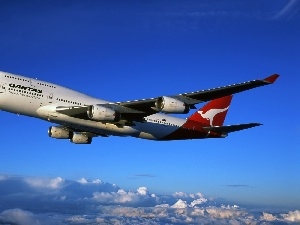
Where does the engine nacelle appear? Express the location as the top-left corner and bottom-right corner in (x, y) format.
(155, 96), (189, 114)
(48, 126), (72, 139)
(87, 105), (120, 122)
(70, 133), (92, 144)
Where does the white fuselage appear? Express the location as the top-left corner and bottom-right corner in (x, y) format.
(0, 71), (186, 140)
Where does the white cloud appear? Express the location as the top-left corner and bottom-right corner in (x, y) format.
(173, 191), (189, 198)
(77, 178), (88, 184)
(206, 207), (245, 219)
(172, 192), (208, 208)
(190, 208), (205, 216)
(0, 209), (62, 225)
(0, 209), (41, 225)
(137, 187), (148, 195)
(282, 210), (300, 222)
(261, 212), (278, 221)
(77, 178), (102, 184)
(155, 204), (169, 208)
(92, 179), (102, 184)
(116, 189), (139, 203)
(0, 174), (299, 224)
(65, 215), (90, 223)
(25, 176), (64, 189)
(221, 204), (239, 209)
(190, 197), (208, 207)
(189, 192), (204, 199)
(93, 189), (139, 204)
(171, 199), (188, 208)
(92, 187), (158, 206)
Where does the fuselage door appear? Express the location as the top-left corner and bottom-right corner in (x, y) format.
(48, 93), (54, 103)
(0, 83), (6, 93)
(30, 78), (39, 88)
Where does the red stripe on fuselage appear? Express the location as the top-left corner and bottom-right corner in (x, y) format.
(160, 120), (222, 140)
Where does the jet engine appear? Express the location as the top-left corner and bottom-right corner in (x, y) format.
(87, 105), (120, 122)
(70, 133), (92, 144)
(48, 126), (72, 139)
(155, 96), (189, 114)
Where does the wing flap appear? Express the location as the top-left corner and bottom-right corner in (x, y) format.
(203, 123), (262, 134)
(56, 106), (88, 116)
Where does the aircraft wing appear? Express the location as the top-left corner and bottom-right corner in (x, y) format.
(55, 74), (279, 122)
(117, 74), (279, 112)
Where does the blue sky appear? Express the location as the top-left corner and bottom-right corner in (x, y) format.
(0, 0), (300, 222)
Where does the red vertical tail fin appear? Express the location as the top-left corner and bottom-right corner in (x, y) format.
(188, 95), (233, 126)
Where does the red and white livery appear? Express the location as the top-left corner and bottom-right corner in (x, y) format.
(0, 71), (279, 144)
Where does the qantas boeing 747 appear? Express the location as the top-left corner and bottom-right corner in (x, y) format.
(0, 71), (279, 144)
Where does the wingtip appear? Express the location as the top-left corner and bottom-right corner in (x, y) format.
(249, 123), (263, 128)
(263, 74), (280, 83)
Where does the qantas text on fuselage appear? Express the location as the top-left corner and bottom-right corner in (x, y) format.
(0, 71), (279, 144)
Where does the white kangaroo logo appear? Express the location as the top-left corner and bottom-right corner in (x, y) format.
(198, 106), (229, 126)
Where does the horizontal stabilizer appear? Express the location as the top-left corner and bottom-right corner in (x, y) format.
(203, 123), (262, 134)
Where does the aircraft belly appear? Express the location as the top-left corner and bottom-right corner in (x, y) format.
(135, 122), (179, 139)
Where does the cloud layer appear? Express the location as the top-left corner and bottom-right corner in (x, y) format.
(0, 174), (299, 224)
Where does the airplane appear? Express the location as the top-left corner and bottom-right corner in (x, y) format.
(0, 71), (279, 144)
